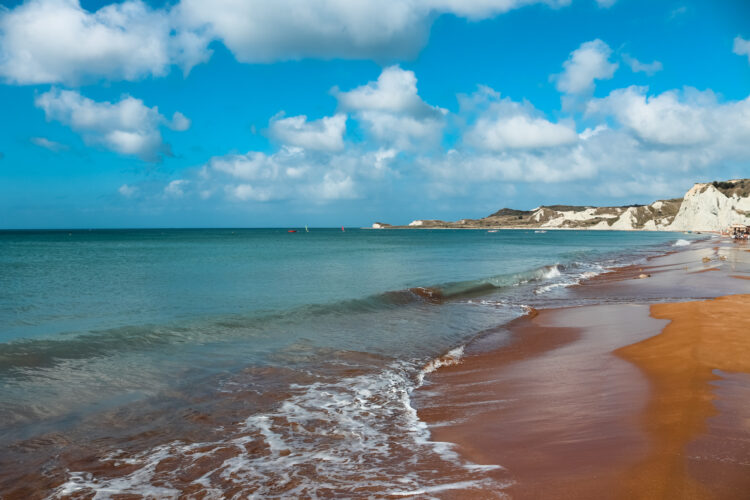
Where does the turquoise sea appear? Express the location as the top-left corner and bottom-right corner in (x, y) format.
(0, 228), (699, 496)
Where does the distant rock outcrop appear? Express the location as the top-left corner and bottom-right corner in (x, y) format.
(377, 179), (750, 232)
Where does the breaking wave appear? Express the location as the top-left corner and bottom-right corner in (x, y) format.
(0, 263), (584, 374)
(52, 355), (509, 499)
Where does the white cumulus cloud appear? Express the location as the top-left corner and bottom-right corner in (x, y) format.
(35, 88), (189, 161)
(269, 113), (346, 151)
(210, 148), (360, 202)
(420, 146), (597, 185)
(0, 0), (211, 85)
(586, 86), (750, 148)
(334, 66), (446, 150)
(1, 0), (574, 85)
(555, 39), (618, 94)
(168, 111), (191, 131)
(463, 90), (577, 150)
(176, 0), (571, 64)
(165, 143), (404, 204)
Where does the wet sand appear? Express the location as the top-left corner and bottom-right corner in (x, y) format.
(415, 239), (750, 499)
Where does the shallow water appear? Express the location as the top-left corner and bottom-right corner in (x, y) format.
(0, 228), (699, 497)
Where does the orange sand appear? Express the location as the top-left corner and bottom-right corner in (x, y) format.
(615, 294), (750, 499)
(417, 239), (750, 499)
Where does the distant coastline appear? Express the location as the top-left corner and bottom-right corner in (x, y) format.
(373, 179), (750, 233)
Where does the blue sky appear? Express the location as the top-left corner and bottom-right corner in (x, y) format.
(0, 0), (748, 228)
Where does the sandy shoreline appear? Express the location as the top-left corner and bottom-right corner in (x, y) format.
(415, 238), (750, 499)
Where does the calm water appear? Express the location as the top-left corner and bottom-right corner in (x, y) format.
(0, 228), (697, 497)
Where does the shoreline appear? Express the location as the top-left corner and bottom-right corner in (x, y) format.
(414, 238), (750, 498)
(365, 227), (710, 232)
(0, 234), (743, 498)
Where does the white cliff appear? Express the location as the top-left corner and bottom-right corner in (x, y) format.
(668, 183), (750, 232)
(385, 179), (749, 231)
(608, 207), (639, 230)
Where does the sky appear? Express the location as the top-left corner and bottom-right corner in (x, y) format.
(0, 0), (748, 228)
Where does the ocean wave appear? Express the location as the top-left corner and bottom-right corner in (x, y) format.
(673, 239), (691, 247)
(418, 346), (465, 385)
(533, 262), (605, 295)
(409, 264), (566, 304)
(0, 263), (579, 374)
(51, 357), (509, 498)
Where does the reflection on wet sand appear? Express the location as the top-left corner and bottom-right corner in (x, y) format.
(417, 240), (750, 498)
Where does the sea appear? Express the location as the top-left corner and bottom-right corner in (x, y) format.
(0, 228), (701, 498)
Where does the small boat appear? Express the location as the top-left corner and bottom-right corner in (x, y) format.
(487, 230), (498, 233)
(288, 230), (297, 233)
(341, 226), (345, 232)
(534, 230), (547, 234)
(305, 225), (309, 233)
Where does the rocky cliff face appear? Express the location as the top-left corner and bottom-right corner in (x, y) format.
(668, 182), (750, 231)
(376, 179), (750, 231)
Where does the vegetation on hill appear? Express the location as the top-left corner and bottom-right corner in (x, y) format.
(712, 179), (750, 198)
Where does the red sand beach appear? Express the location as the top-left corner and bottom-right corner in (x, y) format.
(415, 239), (750, 499)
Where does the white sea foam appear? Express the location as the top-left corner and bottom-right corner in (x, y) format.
(387, 478), (508, 498)
(534, 263), (604, 295)
(418, 346), (465, 384)
(673, 239), (691, 247)
(541, 264), (563, 279)
(51, 359), (507, 499)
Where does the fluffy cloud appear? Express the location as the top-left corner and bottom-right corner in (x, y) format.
(210, 147), (363, 202)
(0, 0), (573, 85)
(168, 112), (191, 132)
(0, 0), (210, 85)
(418, 107), (749, 204)
(335, 66), (446, 150)
(734, 36), (750, 64)
(129, 52), (749, 209)
(622, 54), (663, 75)
(336, 66), (436, 116)
(586, 86), (750, 148)
(165, 144), (404, 204)
(463, 89), (577, 150)
(35, 88), (189, 161)
(268, 113), (346, 151)
(176, 0), (571, 63)
(594, 0), (617, 6)
(555, 39), (618, 94)
(420, 146), (597, 184)
(210, 151), (284, 182)
(420, 83), (750, 201)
